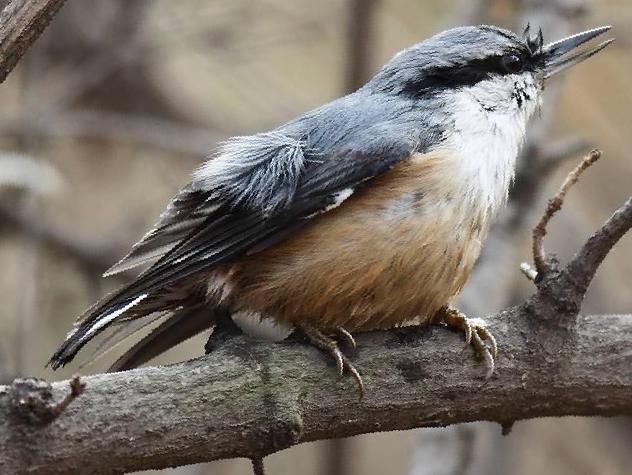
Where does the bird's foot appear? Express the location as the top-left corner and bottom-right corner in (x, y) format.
(437, 307), (498, 379)
(297, 323), (364, 399)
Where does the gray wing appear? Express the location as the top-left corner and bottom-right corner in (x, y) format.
(104, 184), (218, 276)
(48, 124), (422, 368)
(104, 132), (311, 276)
(104, 125), (421, 298)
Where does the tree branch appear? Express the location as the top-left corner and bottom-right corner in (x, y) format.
(1, 310), (632, 474)
(0, 0), (67, 82)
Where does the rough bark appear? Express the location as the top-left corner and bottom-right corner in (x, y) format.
(1, 308), (632, 474)
(0, 0), (67, 82)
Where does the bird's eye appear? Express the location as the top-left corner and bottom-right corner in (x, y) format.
(501, 53), (524, 73)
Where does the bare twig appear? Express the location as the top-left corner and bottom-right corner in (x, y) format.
(0, 110), (224, 157)
(44, 375), (85, 420)
(7, 375), (85, 425)
(344, 0), (379, 93)
(532, 149), (602, 276)
(0, 0), (67, 82)
(0, 202), (128, 278)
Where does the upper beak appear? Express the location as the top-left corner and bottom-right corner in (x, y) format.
(543, 26), (614, 78)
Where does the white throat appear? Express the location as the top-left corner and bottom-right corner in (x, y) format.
(440, 74), (541, 216)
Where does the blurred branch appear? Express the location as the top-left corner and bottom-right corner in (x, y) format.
(0, 151), (61, 194)
(0, 202), (127, 278)
(410, 426), (476, 475)
(2, 161), (631, 473)
(344, 0), (379, 93)
(0, 110), (225, 157)
(0, 0), (66, 82)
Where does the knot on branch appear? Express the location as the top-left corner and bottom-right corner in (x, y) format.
(7, 375), (85, 424)
(249, 409), (304, 458)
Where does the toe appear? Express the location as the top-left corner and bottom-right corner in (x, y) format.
(471, 331), (495, 380)
(337, 327), (357, 350)
(342, 356), (365, 399)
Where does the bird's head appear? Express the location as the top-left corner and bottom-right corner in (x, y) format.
(368, 24), (613, 121)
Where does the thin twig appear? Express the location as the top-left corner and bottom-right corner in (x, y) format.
(344, 0), (378, 93)
(46, 375), (86, 420)
(9, 375), (85, 424)
(532, 149), (602, 276)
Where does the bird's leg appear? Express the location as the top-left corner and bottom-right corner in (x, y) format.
(435, 306), (498, 379)
(296, 323), (364, 399)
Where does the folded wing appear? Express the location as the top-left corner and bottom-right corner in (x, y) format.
(48, 124), (422, 369)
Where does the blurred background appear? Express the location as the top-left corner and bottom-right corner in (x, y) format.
(0, 0), (630, 474)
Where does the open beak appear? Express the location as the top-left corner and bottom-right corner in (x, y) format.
(543, 26), (614, 78)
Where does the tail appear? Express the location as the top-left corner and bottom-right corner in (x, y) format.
(108, 305), (221, 372)
(48, 283), (210, 370)
(48, 294), (150, 370)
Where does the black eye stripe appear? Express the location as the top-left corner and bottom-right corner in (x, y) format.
(399, 50), (536, 98)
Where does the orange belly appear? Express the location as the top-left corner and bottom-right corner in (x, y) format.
(217, 151), (493, 331)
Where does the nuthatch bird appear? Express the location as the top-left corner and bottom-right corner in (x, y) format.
(49, 25), (613, 394)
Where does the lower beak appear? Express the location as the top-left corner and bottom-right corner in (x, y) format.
(543, 26), (614, 78)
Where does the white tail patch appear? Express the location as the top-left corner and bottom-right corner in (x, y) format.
(81, 294), (149, 341)
(79, 311), (170, 369)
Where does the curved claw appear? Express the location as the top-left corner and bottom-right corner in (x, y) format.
(332, 347), (345, 377)
(438, 307), (497, 379)
(471, 331), (494, 380)
(477, 326), (498, 360)
(342, 355), (365, 400)
(297, 324), (364, 399)
(462, 320), (473, 346)
(337, 327), (357, 350)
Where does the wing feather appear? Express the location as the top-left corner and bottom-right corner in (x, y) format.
(104, 185), (220, 276)
(48, 124), (421, 368)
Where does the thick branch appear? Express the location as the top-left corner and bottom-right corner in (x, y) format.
(1, 309), (632, 474)
(0, 0), (67, 82)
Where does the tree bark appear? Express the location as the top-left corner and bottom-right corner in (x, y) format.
(0, 0), (67, 82)
(1, 308), (632, 474)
